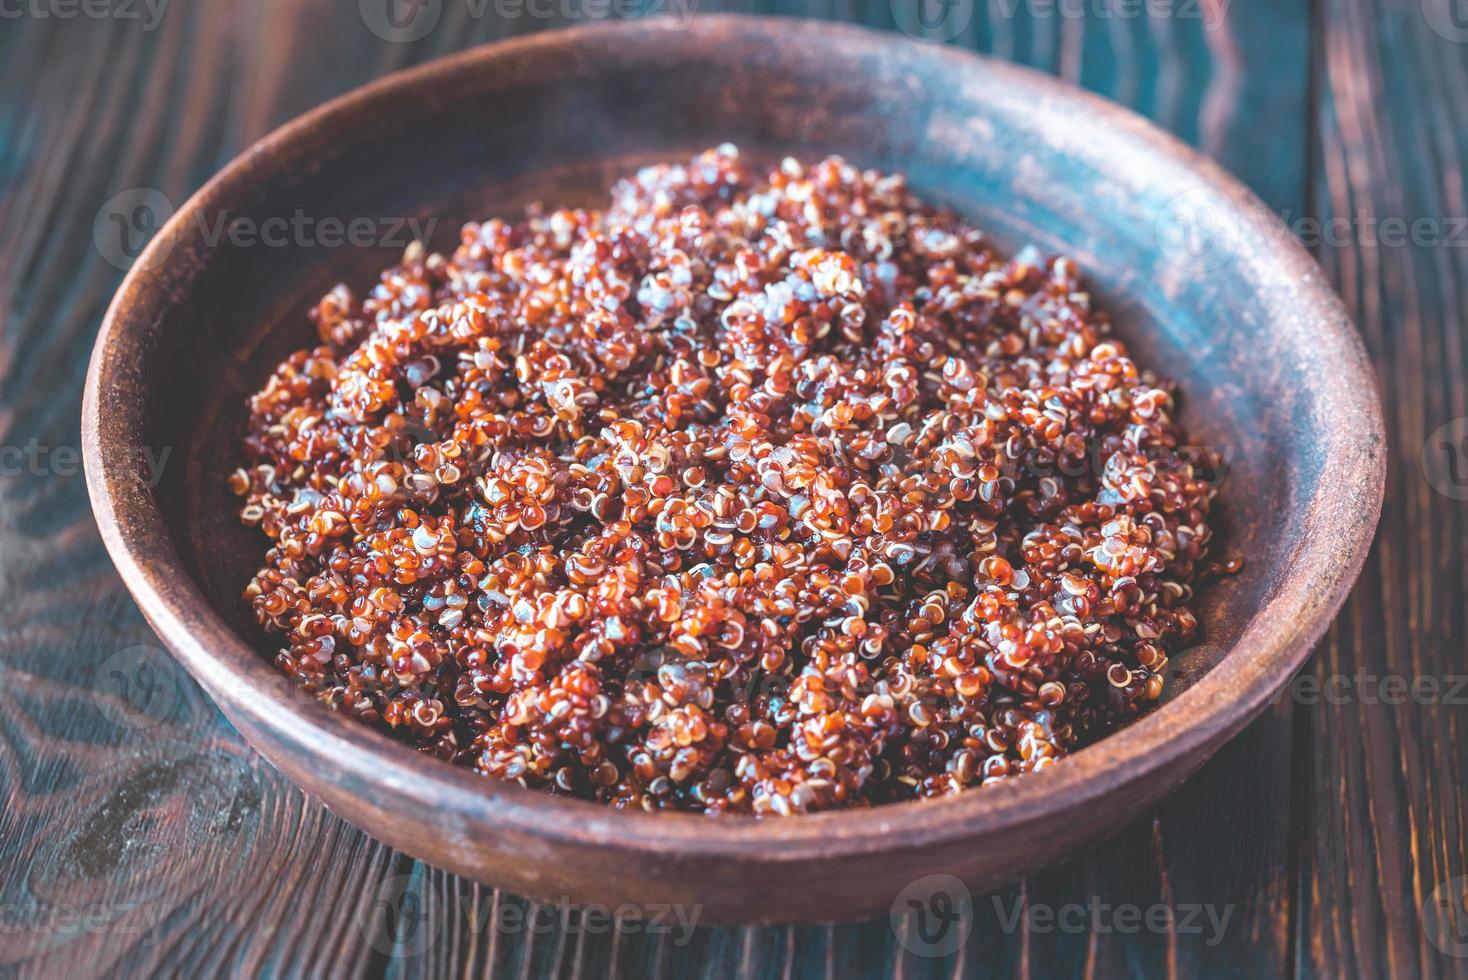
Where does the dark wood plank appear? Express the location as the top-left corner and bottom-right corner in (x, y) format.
(1301, 1), (1468, 976)
(0, 7), (402, 978)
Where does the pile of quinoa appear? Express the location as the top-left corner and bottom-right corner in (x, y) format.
(235, 145), (1229, 815)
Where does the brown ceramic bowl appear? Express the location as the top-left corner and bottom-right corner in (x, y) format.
(83, 17), (1384, 924)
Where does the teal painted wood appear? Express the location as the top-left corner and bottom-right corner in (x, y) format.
(0, 0), (1460, 976)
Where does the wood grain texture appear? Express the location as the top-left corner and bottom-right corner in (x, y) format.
(0, 0), (1456, 976)
(1303, 0), (1468, 976)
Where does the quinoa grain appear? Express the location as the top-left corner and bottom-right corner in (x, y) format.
(237, 146), (1231, 815)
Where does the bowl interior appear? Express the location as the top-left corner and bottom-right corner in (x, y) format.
(103, 21), (1354, 807)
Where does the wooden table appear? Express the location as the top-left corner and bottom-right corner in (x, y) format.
(1, 1), (1463, 976)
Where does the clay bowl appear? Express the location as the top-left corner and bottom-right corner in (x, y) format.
(83, 16), (1384, 924)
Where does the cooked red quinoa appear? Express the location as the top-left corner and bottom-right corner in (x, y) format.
(235, 145), (1228, 815)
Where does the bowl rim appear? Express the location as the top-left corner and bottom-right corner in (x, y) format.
(82, 15), (1385, 862)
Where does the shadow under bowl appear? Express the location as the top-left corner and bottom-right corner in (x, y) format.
(83, 16), (1384, 924)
